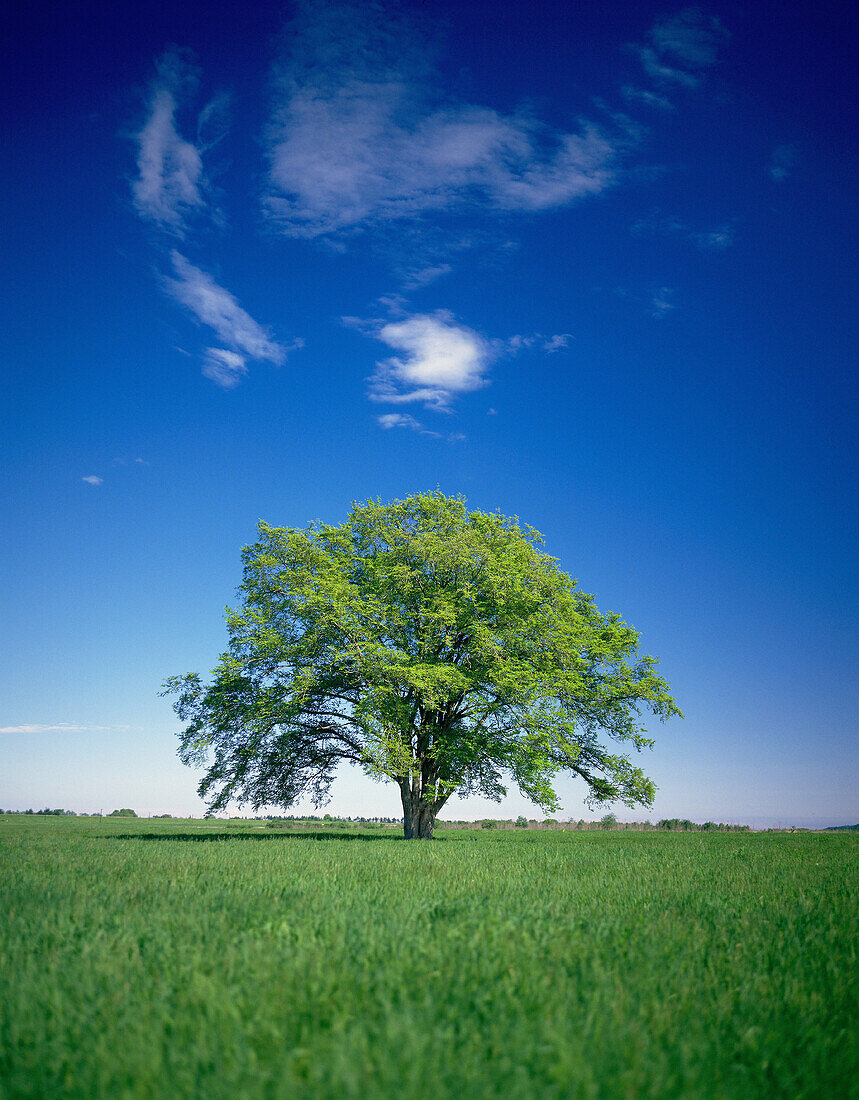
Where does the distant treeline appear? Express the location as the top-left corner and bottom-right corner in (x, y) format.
(0, 810), (760, 831)
(258, 814), (753, 831)
(440, 817), (752, 831)
(0, 808), (170, 818)
(263, 814), (401, 824)
(0, 808), (79, 816)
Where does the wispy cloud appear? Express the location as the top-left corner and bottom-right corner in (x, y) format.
(629, 8), (728, 97)
(632, 211), (735, 250)
(651, 287), (676, 318)
(164, 252), (298, 385)
(402, 264), (452, 290)
(363, 311), (493, 410)
(621, 86), (674, 111)
(649, 8), (729, 68)
(263, 2), (623, 239)
(769, 144), (797, 182)
(201, 348), (248, 388)
(507, 332), (573, 354)
(0, 723), (125, 734)
(377, 412), (436, 434)
(81, 475), (103, 485)
(132, 48), (228, 233)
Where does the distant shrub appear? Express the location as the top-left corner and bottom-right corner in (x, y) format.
(481, 820), (497, 829)
(515, 816), (528, 829)
(600, 813), (618, 830)
(108, 808), (137, 817)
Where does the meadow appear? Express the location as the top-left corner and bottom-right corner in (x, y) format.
(0, 816), (855, 1100)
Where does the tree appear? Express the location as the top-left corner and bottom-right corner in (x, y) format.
(164, 492), (681, 839)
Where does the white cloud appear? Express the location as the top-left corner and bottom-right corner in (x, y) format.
(634, 46), (700, 88)
(621, 85), (674, 111)
(201, 348), (248, 388)
(164, 252), (297, 385)
(630, 8), (728, 92)
(263, 4), (622, 238)
(132, 49), (226, 232)
(543, 333), (572, 353)
(366, 311), (492, 410)
(649, 9), (729, 69)
(403, 264), (452, 289)
(82, 475), (103, 485)
(651, 287), (676, 317)
(692, 226), (735, 250)
(507, 332), (573, 354)
(0, 723), (119, 733)
(632, 211), (735, 250)
(377, 412), (435, 433)
(769, 144), (797, 182)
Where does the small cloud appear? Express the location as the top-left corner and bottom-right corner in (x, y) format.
(132, 48), (225, 233)
(377, 412), (437, 435)
(649, 8), (729, 69)
(487, 407), (498, 416)
(447, 432), (467, 443)
(134, 457), (149, 465)
(0, 723), (118, 733)
(201, 347), (248, 388)
(366, 311), (492, 410)
(164, 252), (299, 385)
(634, 45), (700, 88)
(506, 332), (572, 353)
(82, 475), (103, 485)
(691, 225), (735, 250)
(621, 85), (674, 111)
(651, 287), (676, 318)
(769, 144), (797, 182)
(633, 211), (735, 250)
(403, 264), (453, 290)
(629, 8), (729, 91)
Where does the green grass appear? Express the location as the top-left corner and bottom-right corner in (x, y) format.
(1, 817), (856, 1100)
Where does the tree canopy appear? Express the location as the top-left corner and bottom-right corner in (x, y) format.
(164, 492), (681, 838)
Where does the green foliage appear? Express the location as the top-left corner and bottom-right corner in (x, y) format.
(515, 815), (528, 828)
(657, 819), (749, 832)
(164, 492), (681, 835)
(108, 808), (137, 817)
(480, 819), (497, 829)
(1, 815), (856, 1099)
(0, 808), (76, 816)
(600, 812), (618, 829)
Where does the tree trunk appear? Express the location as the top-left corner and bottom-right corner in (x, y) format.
(401, 785), (436, 839)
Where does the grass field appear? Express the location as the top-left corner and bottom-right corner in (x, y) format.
(0, 817), (856, 1099)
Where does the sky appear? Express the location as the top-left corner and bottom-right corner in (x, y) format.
(1, 0), (857, 826)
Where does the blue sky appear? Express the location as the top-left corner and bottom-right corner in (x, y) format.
(2, 0), (856, 825)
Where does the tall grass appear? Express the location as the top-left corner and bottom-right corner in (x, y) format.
(1, 816), (856, 1099)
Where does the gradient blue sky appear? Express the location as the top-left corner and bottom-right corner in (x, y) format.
(2, 0), (856, 825)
